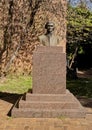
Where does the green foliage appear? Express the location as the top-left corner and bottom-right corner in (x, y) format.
(0, 75), (32, 94)
(78, 46), (84, 54)
(67, 5), (92, 59)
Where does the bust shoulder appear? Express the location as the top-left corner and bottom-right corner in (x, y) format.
(39, 34), (46, 40)
(38, 34), (47, 46)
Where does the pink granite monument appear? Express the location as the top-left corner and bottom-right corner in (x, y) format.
(33, 46), (66, 94)
(11, 46), (86, 118)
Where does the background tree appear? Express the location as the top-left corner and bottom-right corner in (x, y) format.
(67, 2), (92, 69)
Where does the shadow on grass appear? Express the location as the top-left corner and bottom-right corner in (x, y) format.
(67, 77), (92, 98)
(0, 92), (21, 104)
(67, 77), (92, 108)
(0, 89), (32, 116)
(0, 92), (22, 116)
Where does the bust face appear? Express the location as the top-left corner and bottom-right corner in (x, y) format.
(45, 22), (55, 34)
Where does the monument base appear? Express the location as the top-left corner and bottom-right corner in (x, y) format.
(11, 47), (86, 118)
(11, 90), (86, 118)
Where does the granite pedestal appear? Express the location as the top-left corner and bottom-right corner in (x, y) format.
(33, 46), (66, 94)
(11, 46), (86, 118)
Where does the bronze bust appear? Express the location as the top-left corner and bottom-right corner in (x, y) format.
(38, 21), (65, 52)
(39, 21), (61, 46)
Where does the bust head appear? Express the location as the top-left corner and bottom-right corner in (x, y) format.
(45, 21), (55, 34)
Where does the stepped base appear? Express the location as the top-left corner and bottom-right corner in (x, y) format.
(12, 108), (86, 118)
(11, 90), (86, 118)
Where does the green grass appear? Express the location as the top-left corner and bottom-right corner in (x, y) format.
(0, 75), (32, 94)
(0, 75), (92, 97)
(67, 78), (92, 98)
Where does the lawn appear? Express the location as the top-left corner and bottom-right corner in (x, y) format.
(0, 75), (92, 98)
(67, 78), (92, 98)
(0, 75), (32, 94)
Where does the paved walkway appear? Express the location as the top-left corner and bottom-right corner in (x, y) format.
(0, 93), (92, 130)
